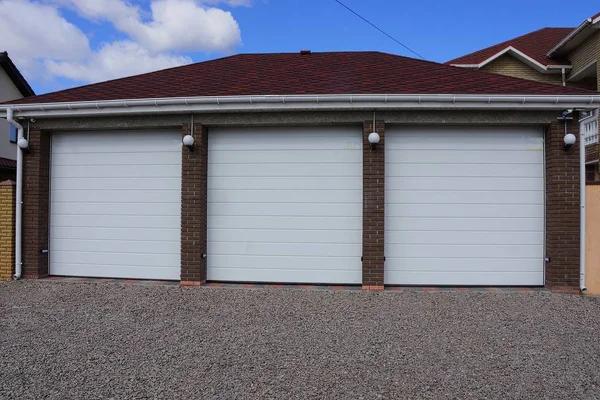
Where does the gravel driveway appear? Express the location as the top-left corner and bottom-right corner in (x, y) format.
(1, 281), (600, 399)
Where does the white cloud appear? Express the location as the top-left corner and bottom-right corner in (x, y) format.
(57, 0), (242, 53)
(46, 41), (192, 82)
(0, 0), (244, 87)
(0, 0), (90, 77)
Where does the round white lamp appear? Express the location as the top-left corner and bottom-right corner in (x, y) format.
(564, 133), (576, 150)
(17, 138), (29, 150)
(182, 134), (195, 151)
(368, 132), (380, 149)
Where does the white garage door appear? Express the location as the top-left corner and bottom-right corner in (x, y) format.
(385, 126), (544, 286)
(50, 130), (182, 280)
(207, 126), (362, 284)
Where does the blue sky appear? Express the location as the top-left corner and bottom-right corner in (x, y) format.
(0, 0), (598, 95)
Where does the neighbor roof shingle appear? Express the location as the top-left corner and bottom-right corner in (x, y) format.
(0, 157), (16, 169)
(7, 51), (595, 105)
(446, 28), (574, 67)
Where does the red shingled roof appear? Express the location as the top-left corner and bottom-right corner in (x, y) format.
(0, 157), (16, 169)
(446, 28), (573, 67)
(7, 52), (594, 105)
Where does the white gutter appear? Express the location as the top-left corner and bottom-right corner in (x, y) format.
(2, 94), (600, 118)
(5, 108), (23, 280)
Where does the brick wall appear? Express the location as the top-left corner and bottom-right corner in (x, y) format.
(362, 120), (385, 289)
(22, 129), (50, 278)
(180, 123), (208, 285)
(545, 118), (581, 288)
(0, 180), (15, 280)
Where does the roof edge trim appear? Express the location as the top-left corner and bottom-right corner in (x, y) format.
(1, 94), (599, 118)
(450, 46), (571, 73)
(548, 18), (593, 56)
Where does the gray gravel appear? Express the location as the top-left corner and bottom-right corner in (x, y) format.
(1, 281), (600, 399)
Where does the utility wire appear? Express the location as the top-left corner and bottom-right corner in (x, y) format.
(333, 0), (426, 60)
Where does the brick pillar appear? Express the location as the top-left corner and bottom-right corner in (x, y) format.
(0, 180), (15, 280)
(545, 118), (580, 288)
(22, 129), (50, 279)
(180, 123), (208, 285)
(362, 120), (385, 290)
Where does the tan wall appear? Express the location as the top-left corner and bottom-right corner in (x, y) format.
(480, 54), (563, 85)
(0, 180), (15, 281)
(568, 32), (600, 91)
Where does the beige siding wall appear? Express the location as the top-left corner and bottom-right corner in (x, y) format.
(0, 181), (15, 281)
(480, 54), (563, 85)
(568, 32), (600, 91)
(0, 68), (23, 161)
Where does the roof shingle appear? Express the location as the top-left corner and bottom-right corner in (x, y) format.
(446, 28), (574, 67)
(6, 51), (595, 106)
(0, 157), (16, 169)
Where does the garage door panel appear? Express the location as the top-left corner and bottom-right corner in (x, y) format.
(51, 238), (179, 254)
(52, 251), (180, 268)
(385, 270), (543, 286)
(52, 177), (181, 191)
(208, 216), (361, 230)
(51, 227), (179, 242)
(52, 152), (181, 167)
(210, 150), (361, 164)
(208, 126), (362, 284)
(52, 134), (181, 153)
(210, 203), (361, 217)
(51, 202), (180, 216)
(385, 126), (544, 286)
(208, 128), (362, 151)
(52, 164), (181, 179)
(209, 189), (361, 204)
(209, 242), (362, 258)
(50, 130), (181, 280)
(386, 244), (543, 259)
(387, 190), (544, 205)
(52, 264), (179, 280)
(386, 204), (543, 218)
(51, 189), (179, 203)
(386, 231), (543, 245)
(387, 217), (543, 232)
(387, 177), (543, 191)
(209, 228), (362, 244)
(51, 214), (179, 229)
(388, 163), (542, 178)
(209, 163), (361, 177)
(208, 267), (361, 284)
(390, 150), (543, 164)
(209, 176), (361, 190)
(209, 255), (359, 271)
(385, 258), (541, 272)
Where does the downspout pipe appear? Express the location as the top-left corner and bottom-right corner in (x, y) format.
(580, 116), (587, 292)
(6, 108), (23, 279)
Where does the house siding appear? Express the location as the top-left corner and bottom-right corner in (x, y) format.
(480, 55), (563, 85)
(567, 31), (600, 91)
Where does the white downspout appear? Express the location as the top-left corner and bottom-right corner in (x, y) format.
(562, 68), (566, 87)
(6, 108), (23, 279)
(580, 117), (587, 292)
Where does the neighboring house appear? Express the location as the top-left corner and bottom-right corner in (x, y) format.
(447, 12), (600, 179)
(1, 51), (597, 291)
(0, 52), (34, 181)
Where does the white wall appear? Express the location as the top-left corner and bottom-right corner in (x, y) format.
(0, 68), (24, 161)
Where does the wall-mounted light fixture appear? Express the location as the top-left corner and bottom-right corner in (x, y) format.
(368, 132), (380, 149)
(182, 134), (195, 152)
(369, 111), (380, 149)
(564, 133), (576, 150)
(17, 138), (29, 152)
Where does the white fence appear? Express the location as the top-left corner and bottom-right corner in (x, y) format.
(583, 109), (599, 146)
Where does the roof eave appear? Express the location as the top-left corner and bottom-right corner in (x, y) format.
(450, 46), (571, 73)
(0, 53), (35, 98)
(548, 17), (598, 57)
(1, 94), (599, 118)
